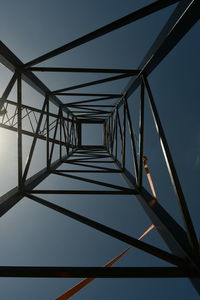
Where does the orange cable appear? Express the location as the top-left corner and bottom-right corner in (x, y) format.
(54, 224), (155, 300)
(142, 156), (157, 206)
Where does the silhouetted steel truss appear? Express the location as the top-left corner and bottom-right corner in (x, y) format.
(0, 0), (200, 296)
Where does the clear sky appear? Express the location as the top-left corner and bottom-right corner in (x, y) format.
(0, 1), (200, 299)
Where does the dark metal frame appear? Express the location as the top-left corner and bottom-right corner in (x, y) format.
(0, 0), (200, 296)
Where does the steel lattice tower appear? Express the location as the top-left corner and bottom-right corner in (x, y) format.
(0, 0), (200, 298)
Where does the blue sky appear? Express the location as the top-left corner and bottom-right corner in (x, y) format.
(0, 1), (200, 299)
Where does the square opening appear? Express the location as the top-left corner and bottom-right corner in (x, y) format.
(81, 123), (104, 146)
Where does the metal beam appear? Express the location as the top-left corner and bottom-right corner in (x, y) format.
(27, 189), (137, 195)
(124, 97), (138, 179)
(28, 67), (140, 74)
(24, 0), (180, 67)
(58, 93), (122, 97)
(138, 80), (145, 187)
(17, 74), (23, 189)
(0, 267), (197, 278)
(79, 119), (105, 124)
(69, 104), (115, 107)
(52, 73), (135, 94)
(0, 71), (18, 111)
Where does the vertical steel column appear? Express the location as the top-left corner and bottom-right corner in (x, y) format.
(122, 100), (126, 171)
(77, 121), (82, 148)
(124, 97), (138, 180)
(59, 108), (62, 160)
(60, 111), (69, 155)
(109, 117), (111, 153)
(0, 71), (18, 111)
(107, 119), (110, 152)
(110, 113), (115, 155)
(111, 115), (114, 153)
(104, 121), (106, 149)
(70, 117), (74, 148)
(74, 119), (78, 148)
(116, 109), (123, 169)
(46, 95), (50, 170)
(107, 116), (111, 154)
(22, 96), (48, 184)
(49, 112), (60, 164)
(72, 117), (76, 148)
(74, 122), (77, 148)
(115, 108), (118, 160)
(68, 114), (70, 140)
(64, 114), (70, 155)
(111, 110), (117, 155)
(108, 118), (110, 152)
(17, 74), (23, 190)
(105, 119), (109, 151)
(138, 79), (145, 187)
